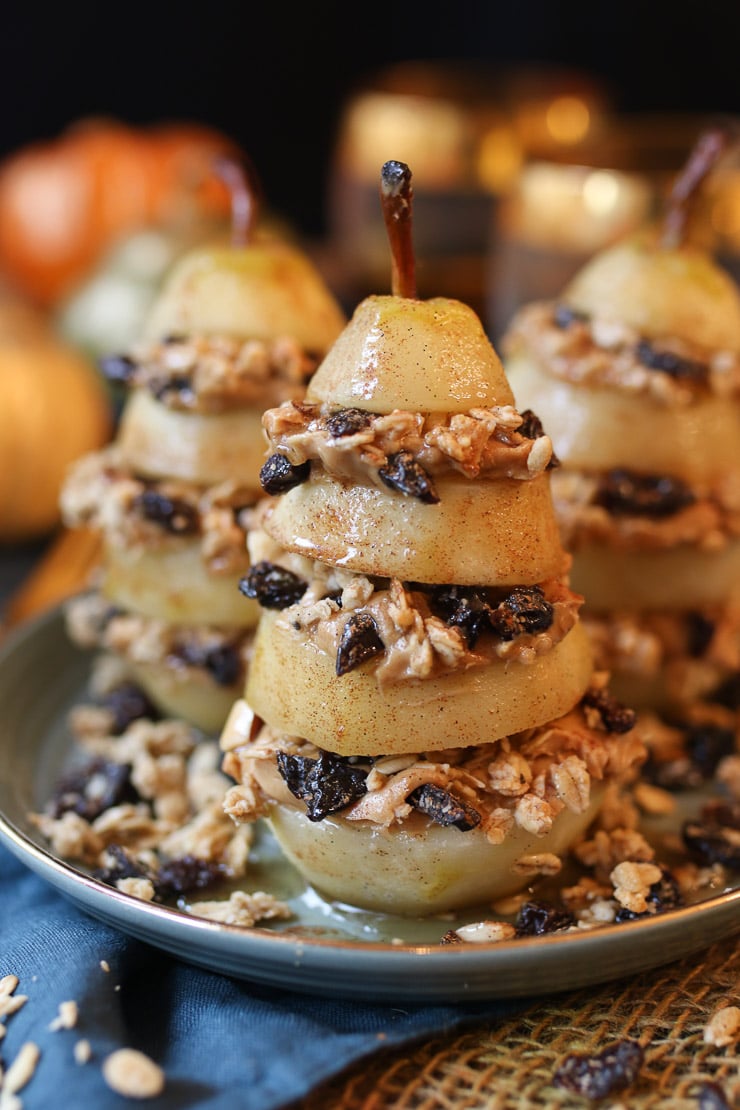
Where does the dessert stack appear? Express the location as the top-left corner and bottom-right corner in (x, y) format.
(60, 158), (346, 733)
(220, 161), (645, 916)
(502, 129), (740, 783)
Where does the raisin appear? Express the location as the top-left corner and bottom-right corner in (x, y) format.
(336, 612), (384, 676)
(259, 452), (310, 495)
(553, 304), (588, 329)
(174, 641), (242, 686)
(683, 723), (735, 779)
(277, 750), (367, 821)
(582, 687), (637, 734)
(101, 681), (159, 733)
(516, 409), (545, 439)
(325, 407), (372, 437)
(151, 374), (195, 405)
(554, 1038), (643, 1099)
(489, 586), (554, 641)
(239, 561), (307, 609)
(154, 856), (227, 900)
(378, 451), (439, 503)
(615, 866), (683, 922)
(595, 469), (695, 517)
(515, 900), (576, 936)
(47, 758), (137, 821)
(93, 844), (151, 888)
(709, 672), (740, 711)
(430, 586), (493, 648)
(695, 1080), (733, 1110)
(440, 930), (464, 944)
(682, 800), (740, 868)
(134, 489), (199, 535)
(686, 612), (716, 657)
(99, 353), (136, 385)
(407, 783), (481, 831)
(636, 340), (708, 382)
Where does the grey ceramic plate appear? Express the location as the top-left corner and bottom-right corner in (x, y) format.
(0, 605), (739, 1004)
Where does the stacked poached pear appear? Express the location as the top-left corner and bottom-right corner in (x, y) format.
(60, 219), (345, 734)
(221, 163), (645, 916)
(503, 232), (740, 766)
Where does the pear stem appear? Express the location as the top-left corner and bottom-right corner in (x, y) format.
(380, 160), (417, 298)
(661, 127), (728, 249)
(212, 154), (260, 248)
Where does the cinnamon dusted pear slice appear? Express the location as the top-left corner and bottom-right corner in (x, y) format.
(247, 609), (593, 755)
(116, 155), (346, 485)
(263, 160), (566, 583)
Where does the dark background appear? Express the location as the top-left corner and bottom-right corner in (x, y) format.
(3, 1), (740, 239)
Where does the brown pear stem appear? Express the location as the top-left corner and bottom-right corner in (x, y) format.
(212, 154), (261, 248)
(661, 127), (728, 249)
(380, 160), (417, 298)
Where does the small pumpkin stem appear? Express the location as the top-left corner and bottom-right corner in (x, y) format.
(661, 127), (728, 249)
(212, 154), (261, 248)
(380, 160), (417, 298)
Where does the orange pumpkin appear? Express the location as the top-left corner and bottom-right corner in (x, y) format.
(0, 117), (238, 307)
(0, 291), (113, 540)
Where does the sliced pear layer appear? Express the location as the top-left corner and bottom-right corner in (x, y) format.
(142, 243), (346, 352)
(507, 354), (740, 484)
(246, 614), (593, 756)
(306, 295), (515, 413)
(564, 236), (740, 351)
(128, 658), (241, 735)
(117, 388), (268, 486)
(572, 540), (740, 611)
(265, 787), (605, 915)
(264, 471), (568, 585)
(102, 543), (259, 627)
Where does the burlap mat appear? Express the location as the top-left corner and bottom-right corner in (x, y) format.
(298, 933), (739, 1109)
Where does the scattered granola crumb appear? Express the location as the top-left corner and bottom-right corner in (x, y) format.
(2, 1042), (41, 1098)
(48, 1000), (78, 1032)
(454, 921), (517, 943)
(102, 1048), (165, 1100)
(115, 877), (156, 902)
(0, 976), (19, 997)
(633, 781), (676, 815)
(74, 1039), (92, 1065)
(704, 1004), (740, 1047)
(186, 889), (292, 927)
(100, 960), (110, 973)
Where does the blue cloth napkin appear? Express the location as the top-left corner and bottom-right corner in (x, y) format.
(0, 844), (534, 1109)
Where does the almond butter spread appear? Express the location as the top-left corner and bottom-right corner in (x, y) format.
(66, 591), (253, 687)
(103, 333), (321, 414)
(61, 447), (258, 574)
(222, 687), (645, 842)
(552, 469), (740, 553)
(504, 301), (740, 405)
(245, 524), (582, 683)
(261, 400), (554, 486)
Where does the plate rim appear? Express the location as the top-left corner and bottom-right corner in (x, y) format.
(1, 604), (739, 1002)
